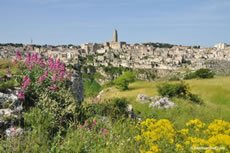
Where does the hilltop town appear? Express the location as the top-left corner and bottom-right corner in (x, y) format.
(1, 30), (230, 76)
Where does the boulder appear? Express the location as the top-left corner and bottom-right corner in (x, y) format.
(0, 92), (19, 109)
(136, 94), (150, 103)
(149, 96), (161, 103)
(149, 97), (175, 109)
(5, 127), (23, 137)
(0, 109), (13, 117)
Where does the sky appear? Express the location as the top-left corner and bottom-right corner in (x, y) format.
(0, 0), (229, 47)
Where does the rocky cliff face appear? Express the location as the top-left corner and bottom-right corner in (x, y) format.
(205, 60), (230, 75)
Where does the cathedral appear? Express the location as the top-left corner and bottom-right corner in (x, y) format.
(105, 29), (126, 49)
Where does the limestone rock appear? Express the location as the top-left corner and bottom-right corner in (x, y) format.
(149, 97), (175, 109)
(136, 94), (150, 103)
(5, 127), (23, 137)
(0, 109), (13, 117)
(149, 96), (161, 103)
(72, 63), (84, 104)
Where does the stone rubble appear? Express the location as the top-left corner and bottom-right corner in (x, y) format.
(136, 94), (150, 103)
(5, 127), (23, 137)
(149, 97), (175, 109)
(136, 94), (175, 109)
(0, 91), (23, 137)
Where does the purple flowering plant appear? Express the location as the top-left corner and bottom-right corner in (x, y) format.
(15, 51), (71, 106)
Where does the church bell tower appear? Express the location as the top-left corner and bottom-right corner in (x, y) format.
(112, 29), (118, 42)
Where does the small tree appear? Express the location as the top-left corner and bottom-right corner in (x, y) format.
(114, 71), (136, 90)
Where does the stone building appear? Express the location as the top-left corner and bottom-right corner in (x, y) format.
(110, 29), (123, 49)
(214, 43), (227, 50)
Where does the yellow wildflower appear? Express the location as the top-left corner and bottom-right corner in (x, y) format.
(179, 128), (189, 136)
(186, 119), (205, 129)
(208, 134), (230, 147)
(206, 120), (230, 136)
(176, 143), (184, 151)
(187, 137), (207, 147)
(150, 144), (161, 153)
(135, 135), (142, 141)
(204, 150), (214, 153)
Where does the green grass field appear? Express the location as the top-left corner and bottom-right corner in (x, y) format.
(100, 76), (230, 128)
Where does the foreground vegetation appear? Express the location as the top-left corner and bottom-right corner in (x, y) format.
(0, 55), (229, 152)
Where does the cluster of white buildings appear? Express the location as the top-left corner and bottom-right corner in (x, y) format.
(0, 30), (230, 71)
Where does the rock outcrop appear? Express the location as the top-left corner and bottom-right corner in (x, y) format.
(0, 91), (23, 137)
(149, 97), (175, 109)
(72, 63), (84, 104)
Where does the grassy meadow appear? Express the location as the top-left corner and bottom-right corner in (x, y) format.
(99, 76), (230, 128)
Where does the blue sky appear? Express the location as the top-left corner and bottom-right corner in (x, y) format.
(0, 0), (229, 46)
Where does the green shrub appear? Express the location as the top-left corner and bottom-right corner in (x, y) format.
(184, 68), (215, 80)
(157, 82), (203, 104)
(37, 88), (78, 129)
(114, 71), (136, 90)
(0, 108), (55, 153)
(184, 72), (197, 80)
(24, 107), (55, 134)
(157, 82), (188, 98)
(83, 98), (129, 120)
(186, 93), (203, 105)
(195, 68), (215, 78)
(59, 119), (138, 153)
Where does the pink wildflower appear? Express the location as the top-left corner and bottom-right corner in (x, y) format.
(52, 74), (57, 82)
(38, 71), (49, 83)
(25, 52), (31, 67)
(17, 91), (25, 101)
(48, 84), (58, 91)
(15, 50), (22, 60)
(38, 75), (46, 83)
(44, 70), (49, 76)
(22, 76), (30, 90)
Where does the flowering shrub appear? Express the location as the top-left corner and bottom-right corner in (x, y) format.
(14, 51), (77, 132)
(14, 51), (71, 107)
(135, 119), (230, 153)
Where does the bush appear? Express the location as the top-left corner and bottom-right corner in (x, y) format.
(59, 119), (138, 153)
(157, 82), (203, 104)
(114, 71), (136, 90)
(157, 82), (188, 98)
(13, 51), (72, 109)
(195, 68), (215, 79)
(184, 68), (215, 80)
(184, 72), (197, 80)
(83, 98), (129, 121)
(186, 93), (203, 104)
